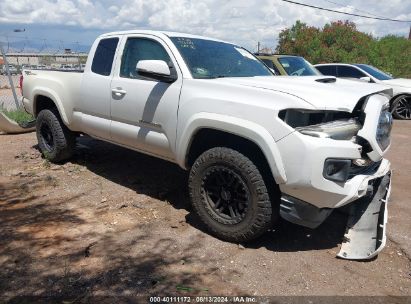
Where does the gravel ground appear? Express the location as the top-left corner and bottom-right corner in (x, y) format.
(0, 121), (410, 302)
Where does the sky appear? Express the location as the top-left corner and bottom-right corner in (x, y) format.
(0, 0), (410, 53)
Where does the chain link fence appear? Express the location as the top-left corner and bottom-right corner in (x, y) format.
(0, 35), (89, 113)
(0, 46), (21, 111)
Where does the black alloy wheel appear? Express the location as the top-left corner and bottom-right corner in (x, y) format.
(392, 95), (411, 120)
(189, 147), (276, 243)
(202, 166), (251, 225)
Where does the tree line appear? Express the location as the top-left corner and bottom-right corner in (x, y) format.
(276, 20), (411, 78)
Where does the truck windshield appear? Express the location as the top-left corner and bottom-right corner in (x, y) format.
(170, 37), (273, 79)
(354, 64), (393, 80)
(277, 56), (321, 76)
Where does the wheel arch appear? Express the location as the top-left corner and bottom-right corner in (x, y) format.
(33, 89), (69, 125)
(389, 93), (411, 108)
(177, 113), (287, 185)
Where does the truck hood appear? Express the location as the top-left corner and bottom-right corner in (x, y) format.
(381, 78), (411, 88)
(218, 76), (390, 112)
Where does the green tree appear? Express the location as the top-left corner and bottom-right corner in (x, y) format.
(370, 35), (411, 78)
(276, 20), (411, 78)
(277, 21), (322, 61)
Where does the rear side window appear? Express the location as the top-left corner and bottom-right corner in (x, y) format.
(260, 59), (280, 75)
(316, 65), (337, 76)
(337, 66), (366, 78)
(271, 63), (281, 75)
(91, 38), (119, 76)
(120, 38), (171, 79)
(261, 59), (274, 69)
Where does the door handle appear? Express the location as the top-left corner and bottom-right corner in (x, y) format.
(112, 88), (127, 97)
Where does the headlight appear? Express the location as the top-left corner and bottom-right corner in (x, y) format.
(376, 109), (393, 150)
(296, 119), (362, 140)
(279, 109), (363, 140)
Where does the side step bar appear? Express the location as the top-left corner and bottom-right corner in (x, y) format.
(338, 172), (391, 260)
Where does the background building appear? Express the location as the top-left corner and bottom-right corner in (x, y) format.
(3, 52), (88, 67)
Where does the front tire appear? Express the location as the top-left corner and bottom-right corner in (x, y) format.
(188, 147), (274, 243)
(391, 95), (411, 120)
(36, 109), (76, 162)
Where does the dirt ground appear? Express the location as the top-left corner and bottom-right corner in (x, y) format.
(0, 120), (410, 302)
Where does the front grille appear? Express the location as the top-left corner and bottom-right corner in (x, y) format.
(348, 160), (382, 179)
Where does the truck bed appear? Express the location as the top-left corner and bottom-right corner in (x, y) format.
(22, 69), (83, 124)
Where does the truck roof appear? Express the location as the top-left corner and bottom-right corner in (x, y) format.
(314, 63), (354, 66)
(99, 30), (228, 44)
(255, 54), (301, 58)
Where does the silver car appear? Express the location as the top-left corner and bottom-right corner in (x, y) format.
(1, 65), (18, 75)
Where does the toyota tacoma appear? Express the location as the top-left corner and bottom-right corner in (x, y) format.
(21, 30), (393, 259)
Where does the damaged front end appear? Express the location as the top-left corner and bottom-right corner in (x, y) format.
(336, 94), (393, 260)
(338, 172), (391, 260)
(277, 91), (394, 260)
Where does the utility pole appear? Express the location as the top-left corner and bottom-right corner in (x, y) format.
(257, 42), (260, 53)
(408, 26), (411, 40)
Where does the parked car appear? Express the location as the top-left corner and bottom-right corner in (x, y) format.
(72, 64), (82, 71)
(22, 65), (38, 70)
(1, 64), (19, 75)
(35, 65), (47, 70)
(315, 63), (411, 120)
(256, 54), (321, 76)
(59, 64), (71, 71)
(21, 30), (393, 260)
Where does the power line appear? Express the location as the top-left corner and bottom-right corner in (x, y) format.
(321, 0), (383, 18)
(279, 0), (411, 23)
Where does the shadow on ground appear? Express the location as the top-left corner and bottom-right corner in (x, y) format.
(72, 136), (189, 210)
(0, 137), (350, 301)
(0, 176), (241, 302)
(71, 137), (346, 253)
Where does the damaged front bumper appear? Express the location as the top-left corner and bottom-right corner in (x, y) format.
(277, 94), (393, 260)
(280, 168), (392, 260)
(337, 171), (391, 260)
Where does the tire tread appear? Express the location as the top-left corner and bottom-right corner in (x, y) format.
(188, 147), (275, 243)
(36, 108), (75, 162)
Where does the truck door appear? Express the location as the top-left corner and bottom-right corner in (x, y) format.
(109, 35), (183, 161)
(78, 37), (119, 140)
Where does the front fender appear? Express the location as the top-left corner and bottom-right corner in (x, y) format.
(176, 113), (287, 184)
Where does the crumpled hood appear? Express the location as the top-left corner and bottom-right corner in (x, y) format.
(218, 76), (390, 112)
(381, 78), (411, 88)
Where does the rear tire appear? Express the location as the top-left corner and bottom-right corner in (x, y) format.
(188, 147), (274, 243)
(391, 95), (411, 120)
(36, 109), (76, 163)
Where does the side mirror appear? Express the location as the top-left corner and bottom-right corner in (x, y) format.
(136, 60), (177, 83)
(360, 76), (372, 83)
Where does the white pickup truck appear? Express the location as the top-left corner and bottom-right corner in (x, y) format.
(22, 30), (393, 260)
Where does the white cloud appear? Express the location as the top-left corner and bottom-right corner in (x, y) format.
(108, 5), (119, 13)
(0, 0), (410, 50)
